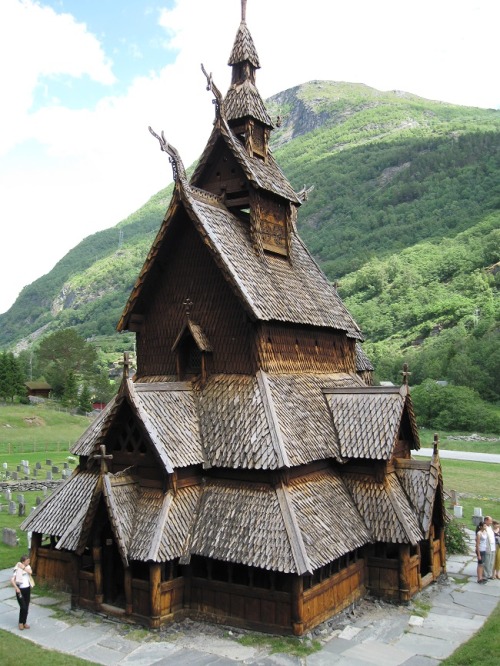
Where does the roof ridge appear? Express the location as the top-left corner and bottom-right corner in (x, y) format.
(147, 492), (174, 562)
(103, 474), (130, 566)
(384, 474), (419, 546)
(126, 379), (175, 474)
(275, 481), (312, 575)
(256, 370), (290, 468)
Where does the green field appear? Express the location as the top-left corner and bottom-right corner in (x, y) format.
(0, 403), (91, 455)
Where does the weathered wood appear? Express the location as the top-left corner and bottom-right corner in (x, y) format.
(29, 531), (41, 572)
(150, 563), (162, 628)
(124, 567), (133, 615)
(291, 576), (304, 635)
(93, 546), (103, 605)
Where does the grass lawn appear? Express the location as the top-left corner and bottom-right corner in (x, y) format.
(0, 403), (91, 456)
(419, 429), (500, 453)
(0, 628), (99, 665)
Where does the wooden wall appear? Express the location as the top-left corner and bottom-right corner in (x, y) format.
(302, 559), (365, 631)
(189, 577), (292, 633)
(136, 214), (253, 377)
(255, 323), (357, 374)
(33, 545), (74, 592)
(367, 544), (420, 601)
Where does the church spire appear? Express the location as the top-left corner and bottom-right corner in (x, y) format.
(224, 0), (272, 156)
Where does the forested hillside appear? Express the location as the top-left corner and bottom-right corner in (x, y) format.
(1, 81), (499, 408)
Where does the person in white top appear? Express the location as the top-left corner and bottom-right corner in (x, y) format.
(483, 516), (496, 580)
(10, 554), (33, 630)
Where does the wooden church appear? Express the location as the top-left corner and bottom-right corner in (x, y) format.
(22, 2), (445, 635)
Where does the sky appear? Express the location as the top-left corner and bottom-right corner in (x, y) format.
(0, 0), (499, 316)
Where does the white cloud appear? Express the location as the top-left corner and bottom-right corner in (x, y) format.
(0, 0), (115, 156)
(0, 0), (499, 316)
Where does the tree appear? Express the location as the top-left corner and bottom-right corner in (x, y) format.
(0, 352), (26, 402)
(78, 383), (93, 414)
(36, 329), (97, 398)
(62, 371), (79, 409)
(92, 369), (116, 404)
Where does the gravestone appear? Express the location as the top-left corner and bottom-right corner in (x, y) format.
(17, 494), (25, 504)
(11, 472), (18, 480)
(33, 469), (38, 477)
(36, 497), (42, 506)
(16, 465), (21, 472)
(42, 486), (48, 496)
(9, 501), (16, 515)
(2, 528), (17, 547)
(5, 488), (11, 501)
(52, 466), (59, 474)
(46, 471), (52, 481)
(18, 503), (26, 517)
(62, 469), (71, 479)
(2, 462), (7, 470)
(46, 459), (52, 466)
(63, 462), (69, 469)
(35, 461), (42, 470)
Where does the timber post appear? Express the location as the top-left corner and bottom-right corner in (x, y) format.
(124, 566), (133, 615)
(150, 563), (162, 628)
(93, 545), (103, 606)
(291, 576), (304, 636)
(439, 526), (446, 572)
(29, 532), (41, 572)
(399, 544), (411, 602)
(70, 554), (80, 609)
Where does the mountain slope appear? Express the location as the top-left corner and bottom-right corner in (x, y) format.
(1, 82), (499, 388)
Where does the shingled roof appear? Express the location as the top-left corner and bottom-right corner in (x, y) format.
(395, 451), (443, 537)
(324, 385), (419, 460)
(342, 472), (424, 545)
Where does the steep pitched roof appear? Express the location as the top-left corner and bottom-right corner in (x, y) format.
(287, 470), (372, 570)
(355, 344), (374, 372)
(395, 451), (443, 537)
(228, 19), (260, 68)
(118, 175), (361, 337)
(76, 373), (364, 473)
(72, 379), (205, 470)
(223, 80), (272, 126)
(191, 121), (300, 203)
(21, 470), (100, 548)
(181, 186), (362, 335)
(342, 471), (424, 545)
(324, 385), (419, 460)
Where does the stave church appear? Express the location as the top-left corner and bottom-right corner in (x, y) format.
(22, 1), (445, 635)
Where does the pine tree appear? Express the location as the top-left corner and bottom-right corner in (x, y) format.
(62, 371), (79, 409)
(78, 383), (93, 414)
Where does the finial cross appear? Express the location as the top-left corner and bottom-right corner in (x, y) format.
(121, 351), (130, 380)
(92, 445), (113, 474)
(183, 298), (193, 319)
(401, 363), (411, 385)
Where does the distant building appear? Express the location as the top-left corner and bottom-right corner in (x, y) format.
(25, 381), (51, 399)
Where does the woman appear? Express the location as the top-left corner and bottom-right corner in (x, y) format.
(476, 521), (488, 584)
(11, 555), (32, 630)
(493, 520), (500, 579)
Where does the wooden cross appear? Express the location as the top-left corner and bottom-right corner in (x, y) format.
(121, 351), (130, 380)
(92, 445), (113, 474)
(433, 433), (440, 454)
(183, 298), (193, 319)
(401, 363), (411, 385)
